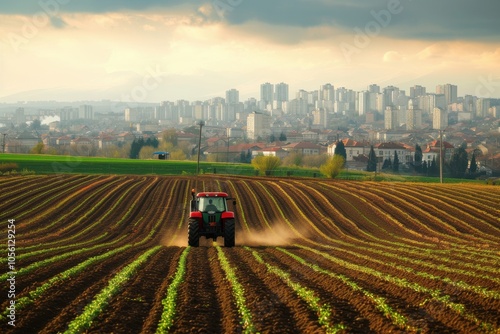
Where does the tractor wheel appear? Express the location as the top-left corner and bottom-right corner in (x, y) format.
(224, 219), (235, 247)
(188, 219), (199, 247)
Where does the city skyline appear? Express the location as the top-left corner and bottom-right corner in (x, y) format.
(1, 0), (499, 103)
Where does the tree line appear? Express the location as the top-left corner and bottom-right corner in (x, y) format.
(365, 142), (479, 178)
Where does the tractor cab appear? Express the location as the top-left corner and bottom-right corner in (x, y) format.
(188, 189), (236, 247)
(198, 196), (226, 213)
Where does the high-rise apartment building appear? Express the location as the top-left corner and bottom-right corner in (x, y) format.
(368, 84), (380, 94)
(274, 82), (289, 110)
(319, 83), (334, 101)
(247, 111), (271, 141)
(436, 84), (458, 106)
(260, 83), (273, 105)
(384, 106), (399, 130)
(476, 98), (491, 118)
(383, 86), (399, 107)
(410, 85), (426, 98)
(419, 94), (446, 115)
(15, 108), (25, 125)
(226, 89), (239, 104)
(78, 105), (93, 120)
(432, 107), (448, 130)
(312, 108), (328, 129)
(357, 91), (369, 116)
(406, 100), (422, 130)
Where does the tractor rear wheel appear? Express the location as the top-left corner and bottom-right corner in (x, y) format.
(224, 219), (235, 247)
(188, 219), (199, 247)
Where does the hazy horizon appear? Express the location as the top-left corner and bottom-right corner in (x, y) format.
(1, 0), (499, 103)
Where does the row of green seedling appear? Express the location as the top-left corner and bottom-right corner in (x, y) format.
(64, 246), (161, 333)
(0, 243), (134, 322)
(300, 245), (496, 333)
(246, 247), (346, 334)
(277, 247), (415, 332)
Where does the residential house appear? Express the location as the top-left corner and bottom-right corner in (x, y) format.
(56, 135), (72, 147)
(6, 131), (39, 153)
(117, 132), (135, 144)
(374, 142), (411, 166)
(282, 141), (323, 155)
(71, 137), (94, 155)
(254, 146), (289, 159)
(97, 134), (116, 150)
(301, 130), (319, 142)
(422, 140), (454, 165)
(328, 138), (366, 161)
(205, 143), (264, 162)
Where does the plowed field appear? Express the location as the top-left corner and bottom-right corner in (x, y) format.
(1, 174), (499, 333)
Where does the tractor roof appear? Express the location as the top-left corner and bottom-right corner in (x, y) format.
(196, 192), (229, 198)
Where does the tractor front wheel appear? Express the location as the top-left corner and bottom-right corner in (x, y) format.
(224, 219), (235, 247)
(188, 219), (199, 247)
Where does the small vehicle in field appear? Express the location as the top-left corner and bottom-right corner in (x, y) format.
(187, 189), (236, 247)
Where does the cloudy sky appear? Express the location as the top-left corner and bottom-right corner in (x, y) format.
(1, 0), (499, 103)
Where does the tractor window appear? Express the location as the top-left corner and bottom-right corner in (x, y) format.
(199, 197), (226, 212)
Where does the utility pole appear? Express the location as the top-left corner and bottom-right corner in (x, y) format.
(439, 129), (444, 183)
(1, 133), (7, 153)
(196, 120), (205, 175)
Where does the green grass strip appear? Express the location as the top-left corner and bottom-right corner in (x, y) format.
(216, 246), (256, 333)
(156, 247), (190, 333)
(245, 247), (345, 334)
(64, 246), (161, 334)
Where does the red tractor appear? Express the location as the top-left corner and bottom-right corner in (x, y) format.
(188, 189), (236, 247)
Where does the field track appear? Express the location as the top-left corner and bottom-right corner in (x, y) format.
(1, 174), (499, 333)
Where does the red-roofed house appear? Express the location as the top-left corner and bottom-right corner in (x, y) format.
(328, 138), (366, 161)
(422, 140), (454, 165)
(374, 142), (411, 164)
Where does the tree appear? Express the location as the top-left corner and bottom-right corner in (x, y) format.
(449, 142), (468, 178)
(430, 156), (438, 176)
(422, 160), (428, 175)
(469, 153), (477, 174)
(30, 142), (45, 154)
(282, 152), (303, 167)
(162, 129), (178, 146)
(334, 140), (347, 166)
(279, 132), (287, 141)
(30, 119), (42, 132)
(382, 158), (392, 170)
(130, 136), (159, 159)
(170, 149), (187, 160)
(320, 155), (344, 179)
(392, 150), (399, 172)
(129, 139), (141, 159)
(145, 137), (159, 148)
(269, 133), (276, 142)
(139, 145), (156, 159)
(367, 145), (377, 172)
(251, 155), (281, 176)
(414, 144), (422, 173)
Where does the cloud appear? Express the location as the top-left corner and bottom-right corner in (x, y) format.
(1, 0), (499, 43)
(50, 15), (66, 28)
(383, 51), (402, 62)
